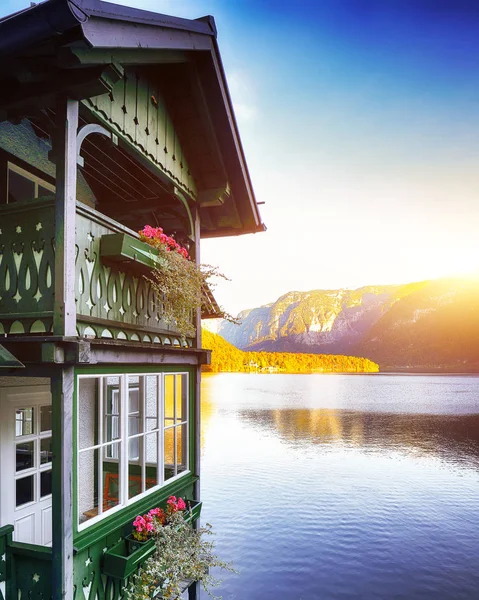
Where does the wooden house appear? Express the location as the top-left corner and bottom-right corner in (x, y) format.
(0, 1), (264, 598)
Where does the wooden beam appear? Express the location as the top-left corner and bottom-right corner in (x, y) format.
(53, 97), (78, 337)
(51, 367), (75, 600)
(193, 206), (201, 503)
(82, 18), (213, 52)
(1, 338), (211, 366)
(59, 47), (189, 68)
(0, 66), (121, 115)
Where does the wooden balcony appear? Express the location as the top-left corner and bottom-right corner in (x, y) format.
(0, 198), (193, 348)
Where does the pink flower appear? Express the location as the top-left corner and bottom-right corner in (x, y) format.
(177, 498), (186, 511)
(140, 225), (190, 260)
(133, 515), (146, 532)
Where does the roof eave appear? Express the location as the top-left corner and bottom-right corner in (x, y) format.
(201, 223), (267, 239)
(207, 39), (264, 232)
(0, 0), (85, 57)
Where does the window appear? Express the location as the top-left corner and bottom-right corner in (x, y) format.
(14, 404), (52, 508)
(164, 374), (188, 481)
(77, 372), (189, 529)
(7, 163), (54, 204)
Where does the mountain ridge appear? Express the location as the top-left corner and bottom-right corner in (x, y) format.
(218, 278), (479, 371)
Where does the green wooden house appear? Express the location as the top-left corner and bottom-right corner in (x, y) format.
(0, 1), (264, 598)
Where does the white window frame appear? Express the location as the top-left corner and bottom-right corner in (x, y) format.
(163, 373), (189, 479)
(77, 372), (190, 532)
(7, 162), (55, 204)
(14, 404), (53, 511)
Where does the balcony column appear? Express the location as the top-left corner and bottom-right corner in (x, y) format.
(191, 206), (202, 600)
(51, 96), (78, 600)
(193, 205), (201, 501)
(54, 96), (78, 337)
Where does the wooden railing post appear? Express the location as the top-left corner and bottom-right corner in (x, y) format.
(53, 96), (78, 337)
(51, 368), (74, 600)
(193, 206), (201, 504)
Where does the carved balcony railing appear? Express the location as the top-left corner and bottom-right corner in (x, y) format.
(0, 525), (52, 600)
(0, 525), (12, 600)
(0, 198), (193, 347)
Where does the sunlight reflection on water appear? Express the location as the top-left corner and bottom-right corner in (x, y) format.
(199, 373), (479, 600)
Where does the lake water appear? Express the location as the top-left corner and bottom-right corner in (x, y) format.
(199, 373), (479, 600)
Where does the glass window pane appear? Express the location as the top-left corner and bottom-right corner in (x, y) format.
(128, 385), (142, 437)
(177, 423), (188, 474)
(78, 449), (99, 523)
(145, 376), (158, 431)
(176, 374), (188, 423)
(103, 444), (121, 513)
(16, 475), (34, 507)
(79, 378), (99, 450)
(128, 383), (139, 413)
(128, 416), (140, 437)
(16, 441), (34, 472)
(128, 438), (143, 500)
(8, 169), (35, 203)
(105, 383), (120, 444)
(105, 441), (119, 460)
(164, 427), (174, 481)
(40, 406), (52, 432)
(40, 470), (52, 498)
(40, 437), (52, 464)
(15, 408), (34, 437)
(145, 432), (158, 490)
(164, 375), (175, 424)
(128, 436), (140, 461)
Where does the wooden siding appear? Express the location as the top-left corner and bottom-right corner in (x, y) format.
(85, 69), (197, 199)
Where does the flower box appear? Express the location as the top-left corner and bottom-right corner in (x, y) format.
(125, 534), (150, 555)
(100, 232), (166, 271)
(184, 499), (202, 524)
(103, 499), (202, 580)
(102, 537), (155, 580)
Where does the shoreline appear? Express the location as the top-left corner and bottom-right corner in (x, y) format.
(203, 370), (479, 376)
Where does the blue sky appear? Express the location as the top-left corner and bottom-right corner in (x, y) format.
(4, 0), (479, 314)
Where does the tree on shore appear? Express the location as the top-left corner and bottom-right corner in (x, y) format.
(202, 329), (379, 374)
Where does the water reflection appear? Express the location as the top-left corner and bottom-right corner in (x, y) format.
(199, 374), (479, 600)
(236, 408), (479, 467)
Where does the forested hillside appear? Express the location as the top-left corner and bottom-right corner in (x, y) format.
(201, 329), (379, 373)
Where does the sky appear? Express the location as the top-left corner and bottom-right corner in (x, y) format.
(4, 0), (479, 316)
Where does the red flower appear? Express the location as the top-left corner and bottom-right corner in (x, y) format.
(139, 225), (190, 260)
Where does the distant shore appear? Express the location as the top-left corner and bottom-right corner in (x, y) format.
(382, 366), (479, 374)
(203, 369), (479, 376)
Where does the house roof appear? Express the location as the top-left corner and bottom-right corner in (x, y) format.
(0, 0), (266, 238)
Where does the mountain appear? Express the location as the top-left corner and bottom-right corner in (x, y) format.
(218, 278), (479, 371)
(201, 329), (379, 373)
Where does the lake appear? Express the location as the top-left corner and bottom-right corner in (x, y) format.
(199, 373), (479, 600)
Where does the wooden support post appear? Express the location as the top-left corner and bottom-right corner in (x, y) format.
(193, 207), (201, 503)
(53, 97), (78, 337)
(51, 367), (75, 600)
